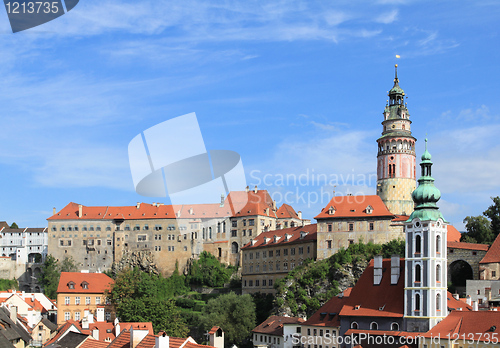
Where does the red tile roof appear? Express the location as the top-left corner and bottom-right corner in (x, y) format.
(315, 195), (394, 220)
(481, 233), (500, 264)
(44, 320), (82, 346)
(446, 225), (462, 242)
(392, 215), (409, 222)
(48, 190), (276, 221)
(109, 329), (213, 348)
(422, 311), (500, 342)
(57, 272), (114, 294)
(446, 292), (472, 311)
(253, 316), (305, 336)
(241, 224), (317, 250)
(340, 258), (405, 318)
(302, 294), (348, 327)
(447, 241), (489, 252)
(107, 329), (131, 348)
(79, 338), (109, 348)
(208, 326), (220, 335)
(276, 204), (299, 219)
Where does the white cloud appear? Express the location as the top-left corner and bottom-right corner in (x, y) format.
(374, 9), (399, 24)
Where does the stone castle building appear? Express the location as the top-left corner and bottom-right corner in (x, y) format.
(47, 188), (308, 276)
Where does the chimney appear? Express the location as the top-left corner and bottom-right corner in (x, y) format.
(254, 185), (258, 193)
(245, 186), (249, 193)
(220, 194), (225, 207)
(31, 293), (35, 303)
(156, 332), (169, 348)
(136, 202), (141, 209)
(209, 327), (225, 348)
(82, 317), (89, 330)
(92, 328), (99, 340)
(466, 295), (472, 306)
(96, 307), (104, 322)
(390, 255), (400, 285)
(472, 301), (478, 311)
(130, 326), (149, 348)
(53, 207), (56, 215)
(298, 211), (302, 219)
(266, 207), (270, 216)
(374, 256), (383, 285)
(114, 318), (121, 336)
(10, 306), (17, 324)
(189, 208), (194, 215)
(78, 204), (83, 218)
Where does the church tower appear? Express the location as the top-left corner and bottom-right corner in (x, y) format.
(376, 65), (416, 216)
(404, 139), (447, 332)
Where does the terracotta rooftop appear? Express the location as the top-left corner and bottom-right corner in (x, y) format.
(79, 338), (109, 348)
(241, 224), (317, 249)
(480, 233), (500, 264)
(57, 272), (114, 294)
(340, 258), (405, 318)
(48, 190), (278, 221)
(109, 329), (213, 348)
(446, 225), (462, 242)
(447, 241), (489, 252)
(276, 204), (299, 219)
(422, 310), (500, 342)
(315, 195), (394, 220)
(301, 291), (350, 327)
(253, 316), (305, 336)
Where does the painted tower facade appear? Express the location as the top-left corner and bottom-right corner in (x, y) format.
(404, 140), (447, 332)
(377, 65), (416, 216)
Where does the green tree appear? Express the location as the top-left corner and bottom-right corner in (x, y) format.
(0, 279), (18, 291)
(10, 222), (18, 229)
(461, 216), (493, 244)
(185, 251), (235, 287)
(381, 239), (406, 258)
(484, 196), (500, 238)
(201, 292), (256, 346)
(40, 255), (60, 299)
(39, 255), (78, 299)
(108, 267), (189, 335)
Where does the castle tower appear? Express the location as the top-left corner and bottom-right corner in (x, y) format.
(376, 65), (416, 216)
(404, 139), (447, 332)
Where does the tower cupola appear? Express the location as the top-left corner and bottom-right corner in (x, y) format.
(408, 139), (446, 222)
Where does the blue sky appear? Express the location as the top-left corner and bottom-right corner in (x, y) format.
(0, 0), (499, 231)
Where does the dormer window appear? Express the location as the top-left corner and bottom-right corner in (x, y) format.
(68, 282), (75, 289)
(285, 234), (292, 242)
(328, 206), (336, 215)
(366, 205), (373, 214)
(300, 231), (308, 239)
(81, 281), (89, 289)
(274, 235), (281, 243)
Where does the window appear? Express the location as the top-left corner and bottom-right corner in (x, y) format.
(75, 297), (80, 305)
(60, 240), (64, 246)
(370, 322), (378, 330)
(269, 250), (273, 257)
(284, 249), (288, 256)
(269, 279), (273, 286)
(327, 241), (332, 249)
(369, 222), (374, 231)
(249, 219), (255, 226)
(262, 279), (267, 286)
(436, 293), (441, 311)
(493, 271), (497, 278)
(436, 235), (441, 253)
(415, 293), (421, 311)
(106, 312), (111, 321)
(82, 282), (89, 289)
(138, 235), (146, 241)
(231, 230), (237, 237)
(231, 242), (239, 254)
(75, 311), (80, 321)
(255, 280), (259, 286)
(65, 296), (70, 305)
(232, 221), (237, 227)
(415, 264), (421, 282)
(436, 264), (441, 282)
(349, 223), (354, 231)
(291, 248), (295, 255)
(391, 323), (399, 331)
(65, 312), (70, 321)
(96, 297), (101, 305)
(86, 296), (91, 305)
(328, 224), (332, 232)
(351, 322), (358, 329)
(415, 235), (421, 254)
(68, 282), (75, 289)
(276, 250), (280, 257)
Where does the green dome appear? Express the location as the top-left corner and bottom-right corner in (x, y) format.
(421, 149), (432, 161)
(389, 85), (404, 95)
(411, 178), (441, 205)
